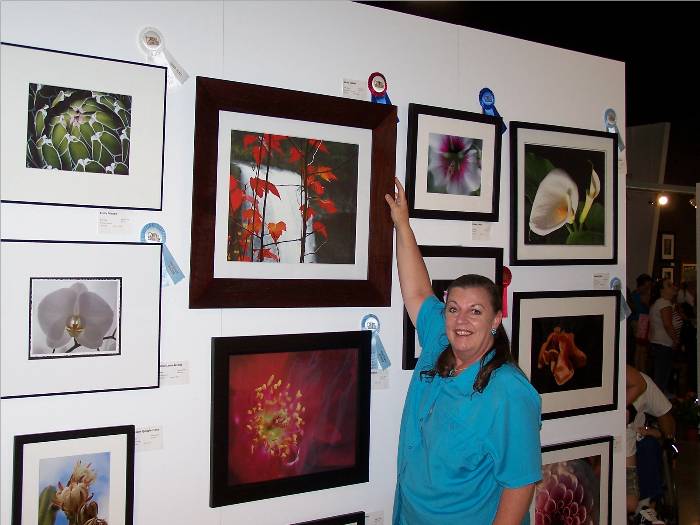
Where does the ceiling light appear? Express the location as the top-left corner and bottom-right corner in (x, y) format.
(690, 197), (697, 209)
(657, 194), (669, 206)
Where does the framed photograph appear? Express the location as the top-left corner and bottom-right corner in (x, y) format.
(510, 121), (618, 265)
(190, 76), (397, 308)
(211, 330), (371, 506)
(661, 266), (674, 283)
(1, 240), (162, 398)
(660, 232), (675, 260)
(681, 262), (696, 283)
(291, 511), (366, 525)
(531, 436), (613, 525)
(403, 246), (503, 370)
(0, 42), (166, 210)
(12, 425), (135, 525)
(512, 290), (620, 419)
(405, 103), (501, 222)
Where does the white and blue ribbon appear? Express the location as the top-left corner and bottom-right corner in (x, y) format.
(140, 223), (185, 287)
(610, 276), (632, 319)
(361, 313), (391, 371)
(479, 87), (507, 135)
(604, 108), (625, 151)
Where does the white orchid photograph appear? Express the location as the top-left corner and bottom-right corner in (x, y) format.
(29, 278), (121, 358)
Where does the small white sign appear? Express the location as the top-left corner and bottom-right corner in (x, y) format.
(366, 511), (384, 525)
(342, 78), (365, 100)
(97, 209), (133, 235)
(371, 369), (389, 389)
(159, 361), (190, 385)
(593, 272), (610, 290)
(471, 222), (491, 241)
(135, 425), (163, 451)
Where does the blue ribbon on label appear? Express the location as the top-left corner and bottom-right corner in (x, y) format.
(361, 313), (391, 371)
(604, 108), (625, 151)
(610, 276), (632, 319)
(368, 72), (399, 122)
(140, 223), (185, 287)
(479, 87), (507, 135)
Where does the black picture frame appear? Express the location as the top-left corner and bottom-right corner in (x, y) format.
(291, 511), (366, 525)
(510, 121), (618, 265)
(12, 425), (135, 525)
(532, 436), (613, 525)
(210, 330), (371, 506)
(190, 76), (397, 308)
(512, 290), (620, 419)
(660, 232), (675, 260)
(405, 103), (502, 222)
(403, 246), (503, 370)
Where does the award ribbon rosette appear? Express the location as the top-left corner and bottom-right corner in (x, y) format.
(368, 71), (398, 121)
(604, 108), (625, 151)
(361, 313), (391, 371)
(138, 26), (189, 87)
(479, 87), (506, 135)
(140, 223), (185, 287)
(610, 276), (632, 319)
(501, 266), (512, 318)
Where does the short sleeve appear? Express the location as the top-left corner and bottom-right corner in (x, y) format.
(415, 295), (447, 365)
(640, 373), (672, 417)
(486, 374), (543, 488)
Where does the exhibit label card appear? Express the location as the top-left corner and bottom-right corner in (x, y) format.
(135, 425), (163, 451)
(98, 209), (134, 235)
(159, 361), (190, 385)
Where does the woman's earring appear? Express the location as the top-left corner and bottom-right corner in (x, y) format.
(490, 327), (497, 336)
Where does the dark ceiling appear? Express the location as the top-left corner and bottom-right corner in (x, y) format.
(361, 2), (699, 185)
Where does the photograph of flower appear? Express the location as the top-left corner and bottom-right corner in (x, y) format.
(29, 278), (121, 359)
(12, 425), (134, 525)
(190, 77), (396, 308)
(405, 103), (501, 222)
(27, 83), (131, 175)
(38, 452), (110, 525)
(227, 130), (358, 265)
(291, 512), (366, 525)
(1, 240), (161, 399)
(427, 133), (482, 196)
(512, 290), (619, 419)
(1, 43), (166, 210)
(531, 436), (613, 525)
(210, 331), (371, 506)
(403, 246), (503, 370)
(530, 314), (604, 394)
(510, 121), (617, 265)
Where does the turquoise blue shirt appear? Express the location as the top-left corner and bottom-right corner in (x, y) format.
(394, 296), (542, 525)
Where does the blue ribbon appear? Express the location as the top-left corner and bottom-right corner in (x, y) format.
(479, 87), (507, 135)
(140, 223), (185, 287)
(361, 313), (391, 371)
(604, 108), (625, 152)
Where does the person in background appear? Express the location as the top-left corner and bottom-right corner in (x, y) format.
(386, 178), (542, 525)
(631, 274), (653, 372)
(648, 279), (679, 394)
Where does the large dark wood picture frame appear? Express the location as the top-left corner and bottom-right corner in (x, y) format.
(291, 511), (366, 525)
(210, 330), (371, 506)
(190, 77), (397, 308)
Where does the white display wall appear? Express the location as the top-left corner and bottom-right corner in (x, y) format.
(0, 2), (627, 524)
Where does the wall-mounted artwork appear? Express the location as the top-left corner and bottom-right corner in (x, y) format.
(531, 436), (613, 525)
(512, 290), (620, 419)
(660, 232), (675, 260)
(29, 277), (122, 359)
(405, 104), (501, 222)
(661, 266), (674, 283)
(403, 246), (503, 370)
(681, 263), (696, 283)
(510, 122), (618, 265)
(1, 240), (162, 398)
(12, 425), (134, 525)
(190, 77), (396, 308)
(1, 42), (166, 210)
(291, 512), (366, 525)
(210, 331), (371, 506)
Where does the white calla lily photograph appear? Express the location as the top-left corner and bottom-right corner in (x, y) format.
(510, 122), (618, 265)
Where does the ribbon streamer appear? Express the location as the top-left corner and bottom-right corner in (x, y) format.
(140, 223), (185, 287)
(610, 276), (632, 319)
(604, 108), (625, 151)
(479, 87), (507, 135)
(138, 26), (189, 87)
(501, 266), (512, 318)
(361, 314), (391, 371)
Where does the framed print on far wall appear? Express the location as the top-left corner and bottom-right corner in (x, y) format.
(510, 121), (618, 265)
(0, 42), (166, 210)
(291, 511), (366, 525)
(403, 246), (503, 370)
(405, 103), (502, 222)
(512, 290), (620, 419)
(190, 76), (397, 308)
(12, 425), (134, 525)
(660, 232), (675, 260)
(1, 239), (162, 399)
(531, 436), (613, 525)
(661, 266), (674, 283)
(211, 331), (371, 506)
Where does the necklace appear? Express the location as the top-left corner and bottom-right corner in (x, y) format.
(449, 364), (469, 376)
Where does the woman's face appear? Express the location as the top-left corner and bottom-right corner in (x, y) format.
(661, 279), (677, 300)
(444, 286), (502, 366)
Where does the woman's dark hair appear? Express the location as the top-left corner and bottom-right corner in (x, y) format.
(650, 278), (670, 306)
(419, 274), (517, 393)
